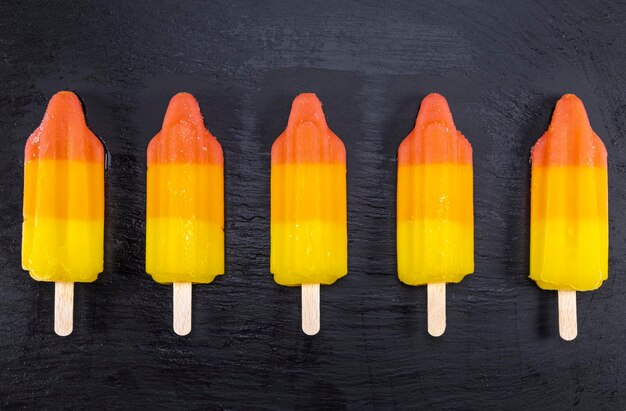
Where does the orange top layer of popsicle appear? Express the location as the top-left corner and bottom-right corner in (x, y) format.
(147, 93), (223, 165)
(398, 93), (471, 166)
(25, 91), (104, 163)
(531, 94), (607, 167)
(271, 93), (345, 165)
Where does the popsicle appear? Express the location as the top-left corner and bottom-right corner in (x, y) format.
(146, 93), (224, 335)
(397, 93), (474, 336)
(530, 94), (608, 341)
(270, 93), (347, 335)
(22, 91), (105, 336)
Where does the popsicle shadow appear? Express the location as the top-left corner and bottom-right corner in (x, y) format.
(381, 93), (427, 335)
(521, 95), (560, 338)
(74, 92), (116, 335)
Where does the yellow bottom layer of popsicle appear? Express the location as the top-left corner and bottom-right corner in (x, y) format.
(397, 220), (473, 285)
(530, 219), (607, 291)
(146, 218), (224, 284)
(22, 218), (103, 282)
(271, 221), (347, 286)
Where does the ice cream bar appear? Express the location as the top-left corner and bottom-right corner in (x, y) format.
(22, 91), (105, 335)
(397, 93), (473, 336)
(271, 93), (347, 334)
(530, 94), (608, 340)
(146, 92), (224, 335)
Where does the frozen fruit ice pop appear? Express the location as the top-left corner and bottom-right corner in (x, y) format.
(530, 94), (608, 291)
(270, 93), (347, 335)
(22, 91), (105, 283)
(22, 90), (105, 336)
(270, 93), (347, 286)
(397, 93), (474, 286)
(397, 93), (473, 337)
(146, 93), (224, 284)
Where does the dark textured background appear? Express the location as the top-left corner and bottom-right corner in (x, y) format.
(1, 1), (625, 409)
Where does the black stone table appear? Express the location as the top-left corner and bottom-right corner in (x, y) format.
(0, 1), (624, 409)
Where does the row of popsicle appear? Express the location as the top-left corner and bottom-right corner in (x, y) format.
(22, 91), (607, 340)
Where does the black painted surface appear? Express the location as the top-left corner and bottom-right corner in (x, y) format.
(1, 1), (625, 409)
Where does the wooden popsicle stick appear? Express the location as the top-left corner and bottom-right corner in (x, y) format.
(54, 281), (74, 336)
(427, 282), (446, 337)
(558, 290), (577, 341)
(302, 283), (320, 336)
(173, 282), (192, 336)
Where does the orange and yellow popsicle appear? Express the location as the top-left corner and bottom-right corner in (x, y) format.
(22, 91), (105, 335)
(397, 93), (473, 336)
(146, 93), (224, 335)
(530, 94), (608, 340)
(271, 93), (347, 334)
